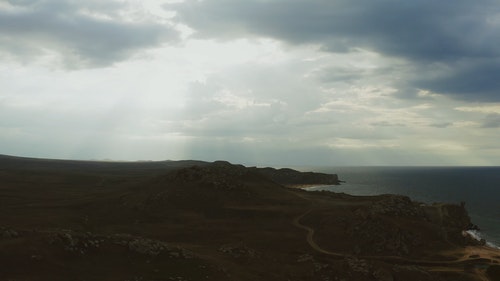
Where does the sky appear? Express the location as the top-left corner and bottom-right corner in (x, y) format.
(2, 0), (500, 166)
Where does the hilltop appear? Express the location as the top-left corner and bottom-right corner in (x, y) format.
(0, 155), (499, 281)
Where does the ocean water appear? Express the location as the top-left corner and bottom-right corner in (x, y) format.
(306, 166), (500, 248)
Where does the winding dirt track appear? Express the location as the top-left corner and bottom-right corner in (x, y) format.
(292, 209), (343, 258)
(289, 188), (500, 268)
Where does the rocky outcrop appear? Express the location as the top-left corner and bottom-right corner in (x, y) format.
(347, 197), (481, 255)
(1, 228), (20, 239)
(48, 230), (193, 258)
(370, 195), (427, 218)
(178, 161), (341, 187)
(113, 234), (193, 258)
(346, 257), (370, 275)
(48, 231), (104, 254)
(254, 167), (340, 186)
(422, 201), (478, 246)
(170, 162), (249, 190)
(349, 218), (422, 256)
(218, 244), (259, 259)
(423, 202), (472, 230)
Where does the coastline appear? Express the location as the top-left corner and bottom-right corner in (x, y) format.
(304, 166), (500, 251)
(466, 230), (500, 250)
(285, 184), (330, 189)
(301, 183), (500, 251)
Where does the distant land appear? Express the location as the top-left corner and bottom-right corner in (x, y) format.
(0, 154), (499, 281)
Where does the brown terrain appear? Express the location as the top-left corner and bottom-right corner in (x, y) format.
(1, 154), (499, 281)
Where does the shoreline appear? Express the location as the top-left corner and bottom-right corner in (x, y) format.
(466, 230), (500, 250)
(285, 184), (328, 189)
(285, 182), (344, 189)
(303, 184), (500, 252)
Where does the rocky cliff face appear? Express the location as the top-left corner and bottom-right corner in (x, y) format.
(362, 197), (481, 254)
(422, 202), (482, 246)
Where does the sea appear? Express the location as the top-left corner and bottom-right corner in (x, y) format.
(304, 166), (500, 248)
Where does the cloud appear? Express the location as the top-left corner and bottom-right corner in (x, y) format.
(178, 78), (301, 138)
(0, 0), (178, 68)
(3, 1), (500, 165)
(412, 59), (500, 101)
(168, 0), (500, 101)
(481, 114), (500, 128)
(455, 105), (500, 114)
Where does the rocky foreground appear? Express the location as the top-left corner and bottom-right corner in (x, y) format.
(0, 155), (499, 281)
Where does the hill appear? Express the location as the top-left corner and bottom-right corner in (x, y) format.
(0, 155), (499, 281)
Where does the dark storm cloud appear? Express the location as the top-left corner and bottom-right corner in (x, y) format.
(0, 0), (178, 67)
(169, 0), (500, 101)
(413, 59), (500, 101)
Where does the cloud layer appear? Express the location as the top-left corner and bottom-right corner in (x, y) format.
(0, 0), (177, 67)
(2, 0), (500, 165)
(170, 0), (500, 101)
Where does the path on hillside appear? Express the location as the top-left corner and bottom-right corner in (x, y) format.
(288, 188), (500, 269)
(291, 209), (344, 258)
